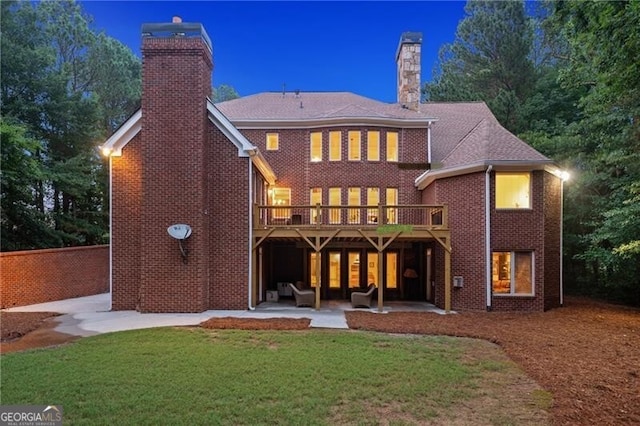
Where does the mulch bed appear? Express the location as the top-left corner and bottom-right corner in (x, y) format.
(1, 296), (638, 425)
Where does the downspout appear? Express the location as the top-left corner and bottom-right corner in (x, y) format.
(485, 165), (493, 311)
(427, 121), (432, 165)
(108, 155), (113, 311)
(560, 177), (564, 307)
(248, 157), (255, 311)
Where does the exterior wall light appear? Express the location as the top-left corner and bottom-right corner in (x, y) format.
(101, 147), (112, 157)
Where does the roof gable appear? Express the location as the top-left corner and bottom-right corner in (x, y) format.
(100, 102), (276, 185)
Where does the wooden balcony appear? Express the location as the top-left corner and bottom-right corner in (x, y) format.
(253, 204), (449, 241)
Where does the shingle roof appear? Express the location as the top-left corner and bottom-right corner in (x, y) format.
(216, 92), (436, 121)
(217, 93), (550, 168)
(420, 102), (550, 167)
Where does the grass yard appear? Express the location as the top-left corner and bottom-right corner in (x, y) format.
(0, 327), (549, 425)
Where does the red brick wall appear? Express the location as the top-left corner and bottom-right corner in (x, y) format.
(425, 170), (560, 312)
(137, 35), (212, 312)
(490, 170), (546, 312)
(111, 134), (142, 310)
(1, 246), (108, 308)
(426, 172), (487, 311)
(240, 127), (427, 208)
(543, 173), (562, 310)
(207, 125), (250, 310)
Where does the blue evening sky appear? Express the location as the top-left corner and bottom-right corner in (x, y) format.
(80, 1), (468, 103)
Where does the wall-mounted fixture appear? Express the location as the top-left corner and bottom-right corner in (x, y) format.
(167, 224), (192, 264)
(453, 276), (464, 288)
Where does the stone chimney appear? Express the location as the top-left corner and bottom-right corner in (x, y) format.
(396, 32), (422, 112)
(137, 18), (214, 312)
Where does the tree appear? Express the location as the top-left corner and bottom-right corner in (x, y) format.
(212, 84), (239, 103)
(547, 1), (640, 304)
(424, 0), (535, 132)
(0, 0), (141, 250)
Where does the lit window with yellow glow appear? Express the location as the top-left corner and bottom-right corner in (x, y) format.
(348, 187), (361, 224)
(271, 188), (291, 219)
(310, 132), (322, 162)
(367, 252), (378, 285)
(266, 133), (279, 150)
(367, 187), (379, 224)
(329, 131), (341, 161)
(310, 252), (321, 288)
(386, 132), (398, 162)
(348, 252), (360, 288)
(386, 188), (398, 224)
(329, 187), (341, 224)
(348, 131), (361, 161)
(492, 251), (533, 295)
(367, 131), (380, 161)
(310, 188), (322, 224)
(496, 172), (531, 209)
(386, 252), (398, 289)
(329, 252), (341, 289)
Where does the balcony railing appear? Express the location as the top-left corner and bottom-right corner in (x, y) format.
(254, 204), (448, 229)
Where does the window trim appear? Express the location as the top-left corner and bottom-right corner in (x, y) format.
(492, 251), (535, 297)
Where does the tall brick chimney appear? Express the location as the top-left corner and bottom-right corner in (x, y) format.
(138, 18), (213, 312)
(396, 32), (422, 112)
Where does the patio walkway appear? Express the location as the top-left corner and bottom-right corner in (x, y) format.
(2, 293), (449, 337)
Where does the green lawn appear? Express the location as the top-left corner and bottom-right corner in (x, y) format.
(0, 328), (547, 425)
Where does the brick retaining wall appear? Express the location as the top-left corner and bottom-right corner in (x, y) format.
(0, 245), (109, 309)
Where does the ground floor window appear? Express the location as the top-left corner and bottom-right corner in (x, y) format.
(492, 251), (534, 295)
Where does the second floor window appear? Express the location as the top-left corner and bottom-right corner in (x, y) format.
(310, 132), (322, 162)
(266, 133), (279, 150)
(367, 131), (380, 161)
(496, 172), (531, 209)
(310, 187), (322, 224)
(348, 187), (361, 224)
(271, 187), (291, 219)
(348, 131), (361, 161)
(329, 187), (341, 224)
(386, 188), (398, 224)
(367, 187), (379, 224)
(386, 132), (398, 162)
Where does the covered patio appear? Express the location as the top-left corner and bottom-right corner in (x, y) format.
(251, 203), (453, 312)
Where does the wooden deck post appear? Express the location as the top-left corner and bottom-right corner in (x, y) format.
(315, 248), (321, 310)
(377, 249), (384, 312)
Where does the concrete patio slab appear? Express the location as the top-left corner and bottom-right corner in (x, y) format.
(3, 293), (450, 337)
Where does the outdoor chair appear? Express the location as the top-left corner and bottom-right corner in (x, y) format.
(289, 282), (314, 307)
(351, 283), (376, 308)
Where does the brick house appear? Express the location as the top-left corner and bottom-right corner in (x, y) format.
(101, 19), (566, 313)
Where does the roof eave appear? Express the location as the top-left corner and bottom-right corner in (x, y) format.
(415, 160), (556, 190)
(230, 116), (438, 130)
(206, 99), (277, 185)
(101, 109), (142, 156)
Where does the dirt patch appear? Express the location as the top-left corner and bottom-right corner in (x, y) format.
(0, 313), (79, 354)
(2, 297), (639, 425)
(201, 316), (310, 330)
